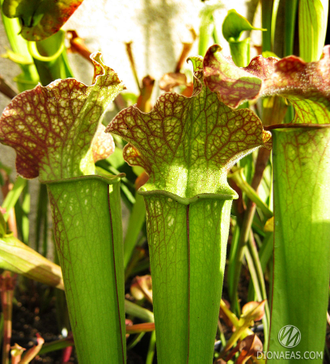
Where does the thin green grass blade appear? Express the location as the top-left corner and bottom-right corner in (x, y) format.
(124, 193), (146, 269)
(20, 182), (29, 244)
(284, 0), (298, 56)
(299, 0), (328, 62)
(2, 177), (26, 221)
(261, 0), (274, 52)
(35, 183), (48, 254)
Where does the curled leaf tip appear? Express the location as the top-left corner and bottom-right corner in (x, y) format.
(204, 44), (330, 124)
(108, 55), (271, 203)
(203, 44), (264, 108)
(0, 53), (124, 182)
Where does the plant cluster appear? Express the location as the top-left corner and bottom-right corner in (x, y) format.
(0, 1), (329, 363)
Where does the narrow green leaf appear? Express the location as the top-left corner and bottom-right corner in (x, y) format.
(1, 49), (32, 65)
(124, 193), (146, 269)
(0, 235), (64, 289)
(124, 300), (154, 323)
(20, 181), (30, 244)
(228, 167), (273, 219)
(198, 3), (224, 56)
(35, 183), (48, 254)
(261, 0), (273, 52)
(258, 232), (273, 272)
(227, 221), (241, 313)
(2, 0), (84, 41)
(284, 0), (298, 56)
(0, 212), (7, 237)
(146, 331), (156, 364)
(270, 0), (280, 54)
(38, 337), (74, 356)
(299, 0), (328, 62)
(1, 176), (26, 221)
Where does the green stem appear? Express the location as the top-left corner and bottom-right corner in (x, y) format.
(31, 30), (74, 86)
(144, 194), (232, 364)
(2, 177), (26, 221)
(146, 331), (156, 364)
(284, 0), (298, 56)
(28, 37), (65, 62)
(124, 300), (154, 323)
(124, 193), (146, 268)
(47, 176), (126, 364)
(0, 1), (39, 92)
(227, 221), (241, 315)
(230, 148), (270, 313)
(38, 337), (74, 356)
(247, 232), (270, 349)
(261, 0), (274, 52)
(229, 167), (273, 219)
(229, 38), (250, 68)
(269, 126), (330, 360)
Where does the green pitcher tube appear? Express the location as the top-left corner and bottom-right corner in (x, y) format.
(107, 54), (270, 364)
(47, 176), (126, 364)
(269, 126), (330, 361)
(144, 194), (233, 364)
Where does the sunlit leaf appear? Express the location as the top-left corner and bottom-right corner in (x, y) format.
(107, 57), (271, 203)
(299, 0), (328, 62)
(204, 44), (330, 125)
(0, 236), (64, 289)
(107, 55), (270, 363)
(0, 53), (124, 182)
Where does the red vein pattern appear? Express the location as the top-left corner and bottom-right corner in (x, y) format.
(0, 52), (124, 181)
(204, 44), (330, 124)
(107, 57), (271, 201)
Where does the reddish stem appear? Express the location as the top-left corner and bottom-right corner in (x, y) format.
(61, 345), (73, 363)
(0, 76), (17, 100)
(0, 272), (16, 364)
